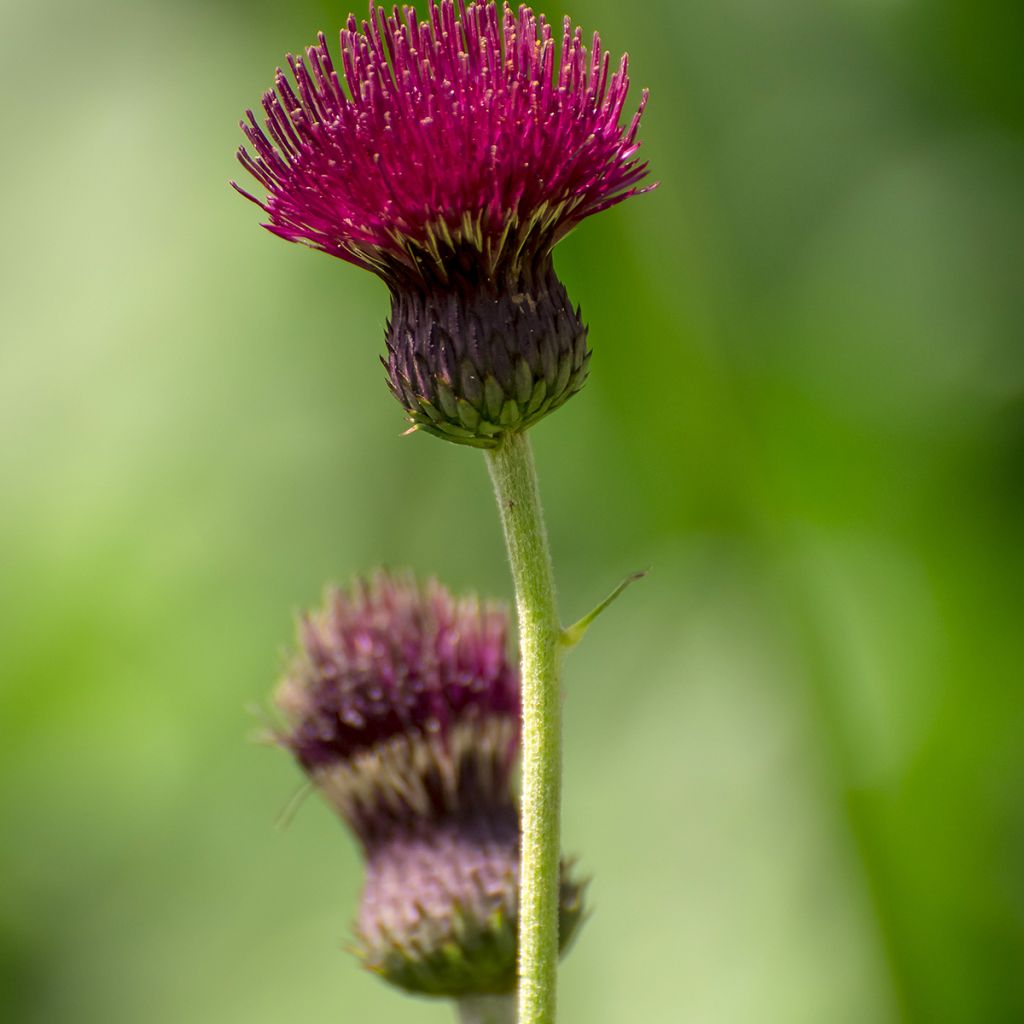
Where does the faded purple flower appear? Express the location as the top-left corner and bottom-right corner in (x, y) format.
(235, 0), (652, 445)
(275, 572), (584, 996)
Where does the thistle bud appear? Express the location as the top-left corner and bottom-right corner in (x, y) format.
(275, 572), (585, 996)
(385, 264), (590, 447)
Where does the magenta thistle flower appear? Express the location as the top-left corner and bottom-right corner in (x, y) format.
(275, 572), (584, 996)
(235, 0), (651, 446)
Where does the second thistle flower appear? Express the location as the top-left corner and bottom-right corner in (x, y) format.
(235, 1), (652, 446)
(275, 572), (586, 997)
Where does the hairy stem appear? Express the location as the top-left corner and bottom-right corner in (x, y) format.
(456, 994), (517, 1024)
(485, 430), (562, 1024)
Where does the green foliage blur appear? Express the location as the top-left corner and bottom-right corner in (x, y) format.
(1, 0), (1022, 1020)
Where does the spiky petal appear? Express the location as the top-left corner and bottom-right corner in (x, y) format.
(235, 1), (650, 281)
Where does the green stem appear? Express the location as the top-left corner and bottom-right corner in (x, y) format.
(485, 430), (562, 1024)
(456, 995), (517, 1024)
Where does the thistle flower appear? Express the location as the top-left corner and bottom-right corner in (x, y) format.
(275, 572), (585, 997)
(235, 0), (651, 446)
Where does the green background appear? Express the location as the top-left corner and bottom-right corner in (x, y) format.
(2, 0), (1022, 1020)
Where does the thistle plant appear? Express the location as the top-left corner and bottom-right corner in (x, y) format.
(235, 3), (651, 1022)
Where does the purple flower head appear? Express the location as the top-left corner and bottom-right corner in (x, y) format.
(275, 572), (584, 995)
(235, 0), (649, 280)
(235, 1), (652, 446)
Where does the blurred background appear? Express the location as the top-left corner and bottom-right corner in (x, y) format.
(2, 0), (1022, 1020)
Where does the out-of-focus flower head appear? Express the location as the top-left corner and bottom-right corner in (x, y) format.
(275, 572), (585, 996)
(235, 1), (652, 446)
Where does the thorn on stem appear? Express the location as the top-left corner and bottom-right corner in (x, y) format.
(560, 568), (649, 649)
